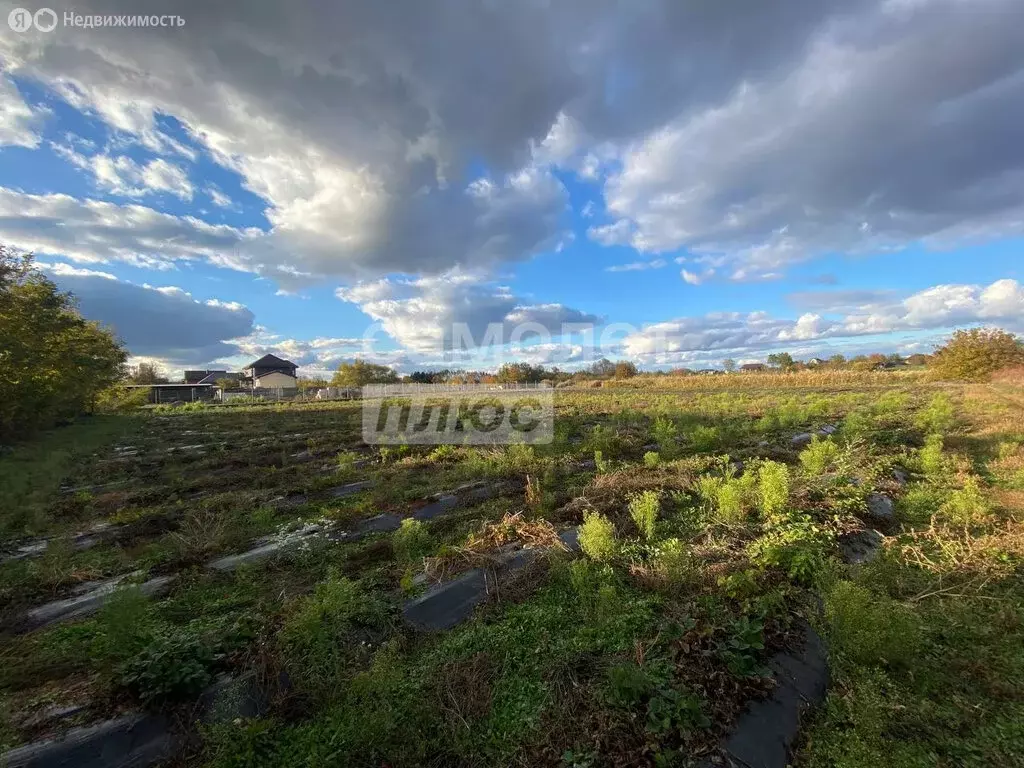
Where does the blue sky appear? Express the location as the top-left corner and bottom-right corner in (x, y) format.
(1, 0), (1022, 376)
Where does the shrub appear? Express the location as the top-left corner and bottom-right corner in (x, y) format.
(748, 518), (829, 583)
(897, 485), (947, 525)
(579, 512), (618, 562)
(689, 425), (720, 453)
(930, 327), (1024, 381)
(654, 538), (693, 584)
(643, 451), (660, 469)
(799, 437), (841, 476)
(824, 580), (921, 667)
(709, 474), (757, 525)
(758, 461), (791, 520)
(917, 393), (956, 435)
(280, 573), (387, 696)
(919, 433), (946, 477)
(116, 626), (216, 704)
(392, 519), (434, 564)
(840, 409), (873, 441)
(652, 417), (679, 458)
(628, 491), (660, 540)
(94, 385), (150, 414)
(941, 476), (989, 525)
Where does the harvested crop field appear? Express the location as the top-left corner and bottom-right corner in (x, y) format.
(1, 375), (1022, 767)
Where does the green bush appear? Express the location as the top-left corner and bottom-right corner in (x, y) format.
(654, 538), (693, 584)
(280, 573), (388, 697)
(579, 512), (618, 562)
(897, 485), (947, 526)
(689, 425), (720, 453)
(799, 437), (841, 476)
(94, 385), (150, 414)
(840, 410), (874, 442)
(116, 626), (216, 704)
(919, 433), (946, 477)
(643, 451), (660, 468)
(917, 393), (956, 435)
(748, 518), (829, 583)
(941, 476), (989, 525)
(628, 491), (660, 540)
(392, 518), (434, 564)
(758, 461), (791, 520)
(652, 417), (679, 458)
(824, 580), (921, 668)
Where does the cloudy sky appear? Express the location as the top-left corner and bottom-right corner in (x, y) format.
(1, 0), (1022, 375)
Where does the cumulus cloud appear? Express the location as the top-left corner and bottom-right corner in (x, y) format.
(84, 154), (194, 201)
(38, 263), (256, 364)
(623, 278), (1024, 362)
(0, 0), (1021, 289)
(0, 187), (255, 270)
(335, 271), (601, 353)
(600, 0), (1024, 278)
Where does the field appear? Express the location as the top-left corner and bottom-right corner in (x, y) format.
(1, 373), (1022, 767)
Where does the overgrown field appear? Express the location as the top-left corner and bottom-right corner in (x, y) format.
(0, 377), (1021, 766)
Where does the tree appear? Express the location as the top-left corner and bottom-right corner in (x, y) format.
(722, 358), (737, 373)
(496, 362), (545, 384)
(767, 352), (796, 371)
(130, 362), (168, 384)
(0, 246), (126, 441)
(215, 377), (238, 392)
(331, 359), (398, 387)
(931, 327), (1024, 381)
(614, 360), (638, 379)
(588, 358), (616, 377)
(828, 354), (847, 368)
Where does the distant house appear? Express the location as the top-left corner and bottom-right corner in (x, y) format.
(243, 354), (299, 390)
(806, 358), (826, 367)
(697, 368), (719, 376)
(740, 363), (766, 372)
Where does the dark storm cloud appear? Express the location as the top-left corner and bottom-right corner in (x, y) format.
(43, 265), (255, 364)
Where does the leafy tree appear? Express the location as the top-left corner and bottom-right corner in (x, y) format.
(331, 359), (398, 387)
(767, 352), (796, 371)
(722, 358), (737, 373)
(931, 327), (1024, 381)
(0, 246), (126, 440)
(614, 360), (638, 379)
(129, 362), (168, 384)
(827, 354), (847, 367)
(588, 358), (616, 377)
(496, 362), (546, 384)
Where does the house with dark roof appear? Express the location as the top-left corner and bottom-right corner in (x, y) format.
(242, 354), (299, 390)
(740, 363), (767, 372)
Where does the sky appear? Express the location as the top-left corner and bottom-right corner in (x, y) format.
(0, 0), (1022, 378)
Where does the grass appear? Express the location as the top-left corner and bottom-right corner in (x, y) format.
(0, 376), (1019, 766)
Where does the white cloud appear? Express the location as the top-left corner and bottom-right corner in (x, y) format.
(587, 219), (633, 247)
(335, 270), (600, 354)
(623, 278), (1024, 362)
(0, 187), (256, 270)
(0, 75), (42, 148)
(205, 184), (235, 209)
(606, 258), (667, 273)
